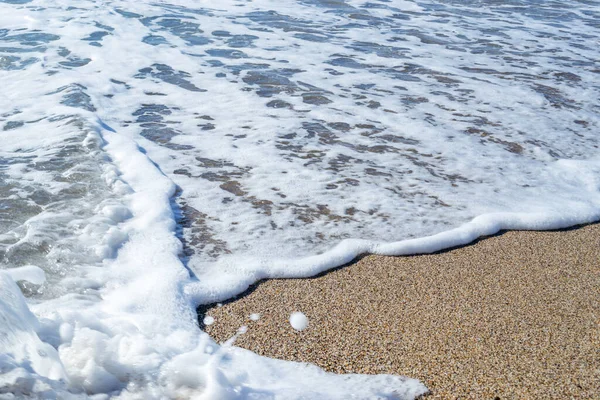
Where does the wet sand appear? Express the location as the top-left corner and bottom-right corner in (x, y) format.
(203, 224), (600, 399)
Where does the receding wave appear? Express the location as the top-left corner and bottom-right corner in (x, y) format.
(1, 0), (599, 398)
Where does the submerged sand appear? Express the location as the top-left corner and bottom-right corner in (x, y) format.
(203, 225), (600, 399)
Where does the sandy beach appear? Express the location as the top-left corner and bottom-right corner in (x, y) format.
(203, 224), (600, 399)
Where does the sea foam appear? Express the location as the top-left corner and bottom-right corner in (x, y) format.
(1, 0), (599, 398)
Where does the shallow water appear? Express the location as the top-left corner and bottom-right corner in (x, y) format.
(1, 0), (599, 398)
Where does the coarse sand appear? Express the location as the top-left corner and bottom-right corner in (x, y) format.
(202, 224), (600, 399)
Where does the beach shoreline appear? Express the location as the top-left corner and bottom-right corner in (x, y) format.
(203, 224), (600, 399)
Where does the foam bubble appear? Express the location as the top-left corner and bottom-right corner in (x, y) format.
(290, 312), (309, 331)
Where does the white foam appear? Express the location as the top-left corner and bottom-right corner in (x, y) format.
(4, 265), (46, 285)
(0, 272), (68, 386)
(250, 313), (261, 321)
(290, 312), (309, 331)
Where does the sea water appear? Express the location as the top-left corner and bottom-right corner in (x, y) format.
(1, 0), (598, 398)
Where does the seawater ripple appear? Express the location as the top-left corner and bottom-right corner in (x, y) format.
(0, 0), (599, 398)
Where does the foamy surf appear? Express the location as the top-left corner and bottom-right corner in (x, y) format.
(1, 0), (599, 398)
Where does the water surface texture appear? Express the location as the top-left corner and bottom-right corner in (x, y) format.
(1, 0), (599, 398)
